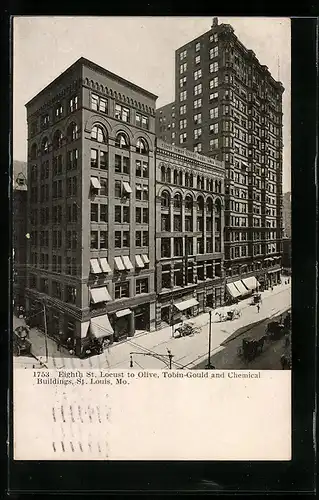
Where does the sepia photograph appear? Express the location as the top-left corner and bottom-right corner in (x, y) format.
(11, 16), (294, 462)
(13, 16), (291, 372)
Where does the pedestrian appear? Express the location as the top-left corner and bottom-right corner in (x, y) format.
(257, 304), (260, 313)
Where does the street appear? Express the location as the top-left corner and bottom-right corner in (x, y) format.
(13, 280), (291, 370)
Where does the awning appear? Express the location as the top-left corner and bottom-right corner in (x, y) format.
(90, 258), (102, 274)
(122, 182), (132, 194)
(135, 255), (144, 268)
(174, 298), (199, 311)
(80, 321), (90, 339)
(116, 308), (132, 318)
(90, 314), (114, 339)
(242, 276), (260, 291)
(226, 283), (241, 298)
(141, 254), (150, 264)
(99, 257), (111, 273)
(234, 280), (251, 296)
(122, 255), (133, 270)
(90, 287), (112, 304)
(114, 256), (125, 271)
(91, 177), (101, 189)
(136, 185), (142, 191)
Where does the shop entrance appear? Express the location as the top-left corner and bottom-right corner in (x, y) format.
(206, 293), (214, 309)
(113, 315), (130, 341)
(161, 306), (170, 326)
(134, 304), (150, 332)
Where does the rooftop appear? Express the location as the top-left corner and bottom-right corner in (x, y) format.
(26, 57), (158, 108)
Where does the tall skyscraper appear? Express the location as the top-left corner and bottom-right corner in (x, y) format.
(156, 17), (284, 293)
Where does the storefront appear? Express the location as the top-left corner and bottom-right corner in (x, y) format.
(111, 309), (133, 341)
(214, 287), (223, 308)
(196, 292), (205, 314)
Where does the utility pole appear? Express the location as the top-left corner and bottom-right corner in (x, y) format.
(205, 308), (213, 369)
(43, 300), (49, 363)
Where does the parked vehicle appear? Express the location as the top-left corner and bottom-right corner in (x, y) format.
(174, 322), (200, 338)
(13, 326), (31, 356)
(237, 335), (265, 361)
(265, 320), (287, 340)
(216, 308), (241, 322)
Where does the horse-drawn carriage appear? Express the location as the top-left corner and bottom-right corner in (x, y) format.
(265, 320), (287, 341)
(237, 335), (266, 361)
(216, 308), (241, 322)
(251, 293), (262, 305)
(13, 325), (32, 356)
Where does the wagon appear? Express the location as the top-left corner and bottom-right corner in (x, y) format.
(13, 326), (31, 356)
(266, 321), (287, 340)
(237, 335), (265, 361)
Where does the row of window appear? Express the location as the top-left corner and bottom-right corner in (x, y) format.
(90, 230), (149, 250)
(161, 213), (220, 233)
(160, 236), (221, 258)
(179, 45), (219, 74)
(91, 94), (150, 129)
(160, 168), (223, 192)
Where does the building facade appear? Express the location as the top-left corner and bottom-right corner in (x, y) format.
(156, 17), (284, 295)
(155, 102), (176, 143)
(282, 191), (291, 238)
(13, 160), (28, 311)
(155, 139), (225, 329)
(25, 57), (157, 355)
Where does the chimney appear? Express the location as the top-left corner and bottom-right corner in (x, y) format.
(212, 17), (218, 28)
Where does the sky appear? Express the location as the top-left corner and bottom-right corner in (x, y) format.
(13, 17), (291, 192)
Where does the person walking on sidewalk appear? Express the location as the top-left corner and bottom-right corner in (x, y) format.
(257, 303), (260, 313)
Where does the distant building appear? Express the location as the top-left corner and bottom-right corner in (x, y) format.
(155, 139), (225, 328)
(13, 160), (28, 311)
(282, 237), (291, 271)
(156, 17), (284, 290)
(282, 191), (291, 238)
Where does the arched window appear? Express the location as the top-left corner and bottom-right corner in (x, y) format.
(178, 171), (183, 185)
(53, 130), (63, 149)
(173, 193), (182, 210)
(41, 137), (49, 154)
(185, 172), (189, 187)
(185, 195), (193, 210)
(115, 132), (129, 149)
(161, 191), (170, 208)
(173, 170), (178, 184)
(197, 175), (201, 189)
(91, 125), (106, 143)
(166, 167), (171, 183)
(197, 195), (204, 211)
(161, 166), (166, 182)
(30, 143), (37, 160)
(136, 137), (148, 154)
(67, 122), (78, 141)
(207, 197), (214, 213)
(189, 174), (194, 188)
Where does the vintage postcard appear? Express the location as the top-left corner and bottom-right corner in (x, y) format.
(12, 16), (291, 460)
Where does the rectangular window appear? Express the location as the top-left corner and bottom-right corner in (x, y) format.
(142, 231), (149, 247)
(180, 133), (187, 144)
(90, 231), (98, 249)
(180, 90), (187, 102)
(180, 104), (187, 115)
(115, 104), (130, 122)
(115, 231), (122, 248)
(100, 204), (108, 222)
(195, 55), (201, 64)
(123, 231), (130, 247)
(209, 123), (218, 134)
(194, 83), (202, 96)
(91, 203), (98, 222)
(210, 107), (218, 119)
(100, 178), (108, 196)
(69, 96), (78, 113)
(210, 46), (218, 59)
(194, 98), (202, 109)
(179, 50), (187, 60)
(210, 138), (219, 150)
(210, 76), (218, 89)
(100, 231), (107, 249)
(209, 61), (218, 73)
(100, 151), (108, 170)
(136, 112), (149, 129)
(179, 118), (187, 129)
(91, 94), (108, 113)
(194, 69), (202, 80)
(123, 206), (130, 223)
(122, 156), (130, 174)
(136, 206), (142, 224)
(194, 113), (202, 124)
(135, 231), (142, 247)
(180, 62), (187, 74)
(194, 143), (202, 153)
(66, 285), (77, 304)
(136, 278), (149, 295)
(194, 128), (202, 139)
(179, 76), (187, 88)
(115, 206), (122, 223)
(142, 208), (148, 224)
(115, 282), (129, 299)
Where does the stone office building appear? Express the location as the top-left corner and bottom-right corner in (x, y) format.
(156, 17), (284, 298)
(155, 139), (225, 329)
(25, 57), (157, 355)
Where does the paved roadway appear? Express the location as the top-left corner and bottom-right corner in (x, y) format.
(13, 280), (291, 371)
(193, 310), (291, 370)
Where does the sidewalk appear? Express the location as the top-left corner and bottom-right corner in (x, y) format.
(13, 280), (291, 371)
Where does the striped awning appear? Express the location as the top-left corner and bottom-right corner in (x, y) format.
(116, 309), (132, 318)
(114, 256), (125, 271)
(234, 280), (250, 296)
(242, 276), (260, 291)
(99, 258), (111, 273)
(226, 282), (241, 298)
(175, 298), (198, 311)
(135, 255), (144, 268)
(141, 254), (150, 264)
(90, 314), (114, 339)
(90, 287), (112, 304)
(90, 258), (102, 274)
(90, 177), (101, 189)
(122, 255), (133, 270)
